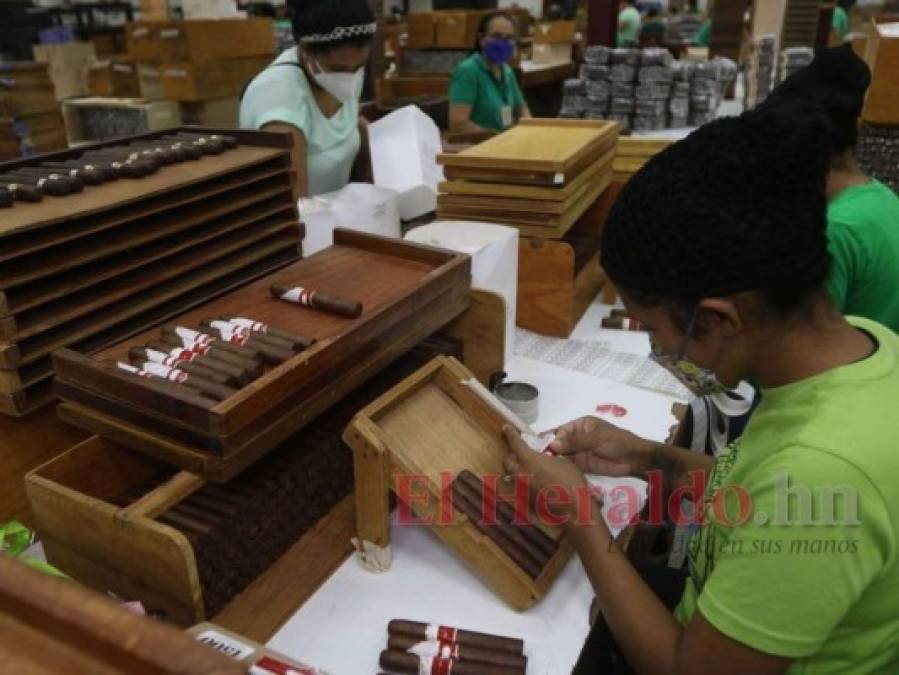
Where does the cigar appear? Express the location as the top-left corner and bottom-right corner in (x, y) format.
(17, 166), (85, 191)
(169, 131), (236, 151)
(199, 320), (294, 364)
(147, 340), (257, 385)
(200, 318), (296, 352)
(218, 315), (316, 350)
(40, 160), (108, 184)
(163, 326), (264, 362)
(388, 620), (524, 656)
(119, 360), (235, 401)
(609, 308), (629, 319)
(601, 317), (645, 331)
(0, 180), (43, 202)
(458, 471), (557, 559)
(79, 155), (153, 179)
(130, 347), (238, 387)
(127, 141), (182, 164)
(86, 147), (165, 170)
(162, 133), (225, 155)
(0, 172), (70, 196)
(452, 482), (544, 578)
(113, 361), (217, 404)
(271, 283), (363, 319)
(158, 335), (263, 378)
(453, 476), (551, 571)
(387, 635), (527, 670)
(0, 187), (12, 207)
(379, 649), (523, 675)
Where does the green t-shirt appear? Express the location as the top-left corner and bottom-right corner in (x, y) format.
(674, 317), (899, 673)
(694, 19), (711, 47)
(449, 53), (526, 134)
(826, 179), (899, 331)
(833, 6), (850, 40)
(617, 6), (641, 47)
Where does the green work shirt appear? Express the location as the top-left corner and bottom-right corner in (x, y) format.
(674, 318), (899, 673)
(694, 20), (711, 47)
(833, 6), (850, 40)
(826, 179), (899, 331)
(239, 47), (361, 196)
(449, 53), (525, 133)
(617, 6), (641, 47)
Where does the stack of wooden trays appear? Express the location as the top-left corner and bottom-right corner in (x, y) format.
(0, 128), (301, 416)
(0, 62), (67, 158)
(436, 118), (620, 337)
(612, 136), (673, 183)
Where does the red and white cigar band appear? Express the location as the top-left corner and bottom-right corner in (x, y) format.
(410, 641), (459, 660)
(145, 348), (196, 367)
(621, 318), (643, 331)
(117, 362), (151, 378)
(209, 320), (250, 338)
(229, 317), (269, 333)
(117, 361), (188, 383)
(413, 655), (454, 675)
(208, 324), (251, 347)
(280, 286), (316, 307)
(424, 625), (458, 646)
(175, 327), (214, 347)
(183, 341), (213, 356)
(250, 656), (321, 675)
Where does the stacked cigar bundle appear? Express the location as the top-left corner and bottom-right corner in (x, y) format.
(451, 470), (559, 580)
(379, 619), (527, 675)
(116, 316), (314, 403)
(0, 132), (237, 206)
(601, 308), (646, 332)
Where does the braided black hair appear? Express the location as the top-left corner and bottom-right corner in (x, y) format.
(600, 103), (832, 321)
(764, 44), (871, 154)
(289, 0), (376, 53)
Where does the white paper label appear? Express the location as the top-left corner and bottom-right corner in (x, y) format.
(229, 317), (268, 333)
(112, 64), (133, 73)
(164, 68), (188, 78)
(116, 362), (140, 374)
(159, 28), (181, 38)
(501, 105), (513, 128)
(175, 327), (207, 345)
(195, 629), (254, 660)
(553, 172), (564, 184)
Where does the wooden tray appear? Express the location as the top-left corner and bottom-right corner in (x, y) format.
(53, 230), (472, 480)
(437, 118), (619, 186)
(346, 356), (574, 611)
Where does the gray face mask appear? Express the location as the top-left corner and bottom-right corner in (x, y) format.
(649, 307), (727, 396)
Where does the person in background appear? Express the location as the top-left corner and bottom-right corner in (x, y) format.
(765, 43), (899, 331)
(618, 0), (642, 47)
(240, 0), (375, 197)
(832, 0), (855, 42)
(448, 11), (531, 136)
(640, 8), (667, 45)
(694, 16), (712, 46)
(503, 103), (899, 675)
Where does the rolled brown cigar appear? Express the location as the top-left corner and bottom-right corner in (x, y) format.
(79, 155), (152, 179)
(388, 621), (524, 656)
(127, 141), (180, 164)
(380, 649), (523, 675)
(452, 482), (543, 579)
(146, 340), (256, 385)
(199, 320), (294, 364)
(129, 347), (238, 387)
(200, 318), (296, 352)
(121, 360), (236, 401)
(453, 476), (551, 570)
(16, 166), (84, 192)
(218, 316), (316, 350)
(157, 335), (264, 378)
(113, 361), (216, 404)
(0, 180), (42, 202)
(0, 172), (70, 196)
(86, 147), (165, 170)
(601, 317), (645, 332)
(163, 326), (264, 361)
(271, 283), (363, 319)
(609, 308), (629, 319)
(41, 160), (108, 184)
(387, 635), (527, 670)
(458, 471), (557, 559)
(0, 187), (12, 207)
(170, 131), (234, 152)
(161, 133), (225, 156)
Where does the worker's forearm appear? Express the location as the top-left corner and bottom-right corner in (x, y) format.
(634, 437), (715, 490)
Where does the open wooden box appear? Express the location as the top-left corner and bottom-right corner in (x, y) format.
(53, 230), (471, 481)
(345, 356), (574, 612)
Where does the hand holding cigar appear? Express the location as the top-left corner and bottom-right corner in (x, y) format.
(271, 283), (363, 318)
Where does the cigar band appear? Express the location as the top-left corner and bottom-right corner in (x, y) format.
(281, 286), (316, 307)
(144, 349), (168, 364)
(409, 641), (458, 660)
(175, 327), (208, 345)
(622, 318), (643, 330)
(210, 320), (248, 337)
(168, 348), (197, 363)
(216, 327), (249, 346)
(143, 361), (188, 383)
(231, 317), (268, 332)
(421, 655), (454, 675)
(424, 625), (458, 646)
(185, 342), (212, 356)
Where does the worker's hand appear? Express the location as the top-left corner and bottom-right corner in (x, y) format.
(502, 426), (590, 522)
(548, 416), (651, 478)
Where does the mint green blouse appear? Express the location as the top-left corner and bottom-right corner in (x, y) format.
(240, 48), (361, 196)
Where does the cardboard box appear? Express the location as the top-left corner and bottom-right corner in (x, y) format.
(531, 42), (572, 65)
(161, 56), (270, 101)
(126, 22), (168, 61)
(61, 97), (180, 144)
(136, 62), (165, 99)
(87, 57), (141, 98)
(141, 0), (171, 22)
(157, 19), (275, 62)
(187, 623), (331, 674)
(405, 12), (436, 49)
(436, 10), (479, 48)
(181, 0), (243, 20)
(862, 18), (899, 124)
(33, 42), (96, 99)
(178, 96), (239, 127)
(533, 20), (576, 44)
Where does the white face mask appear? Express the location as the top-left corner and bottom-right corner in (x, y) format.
(308, 57), (365, 103)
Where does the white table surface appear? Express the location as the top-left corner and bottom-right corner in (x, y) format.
(268, 296), (687, 674)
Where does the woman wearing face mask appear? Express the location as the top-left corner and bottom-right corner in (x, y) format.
(501, 103), (899, 674)
(240, 0), (374, 197)
(448, 11), (531, 137)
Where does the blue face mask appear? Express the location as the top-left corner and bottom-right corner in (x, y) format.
(483, 38), (514, 65)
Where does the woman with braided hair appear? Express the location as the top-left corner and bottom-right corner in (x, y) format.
(501, 104), (899, 674)
(240, 0), (375, 197)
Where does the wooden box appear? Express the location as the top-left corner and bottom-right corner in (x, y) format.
(87, 57), (142, 98)
(127, 22), (168, 62)
(345, 355), (574, 611)
(533, 20), (576, 44)
(52, 230), (471, 481)
(863, 18), (899, 124)
(161, 57), (272, 101)
(137, 62), (165, 99)
(436, 11), (481, 49)
(157, 19), (276, 62)
(0, 554), (244, 675)
(405, 12), (437, 49)
(532, 42), (573, 65)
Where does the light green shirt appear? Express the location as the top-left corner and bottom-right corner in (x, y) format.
(827, 179), (899, 331)
(449, 53), (526, 133)
(617, 6), (641, 47)
(239, 48), (361, 196)
(674, 318), (899, 673)
(833, 6), (850, 40)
